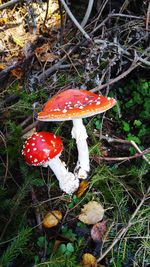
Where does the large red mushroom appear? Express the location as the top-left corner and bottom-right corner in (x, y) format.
(22, 132), (79, 194)
(37, 89), (116, 179)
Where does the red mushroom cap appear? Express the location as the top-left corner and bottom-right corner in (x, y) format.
(37, 89), (116, 121)
(22, 132), (63, 166)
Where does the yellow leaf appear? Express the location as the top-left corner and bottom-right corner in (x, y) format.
(12, 35), (24, 47)
(82, 253), (97, 267)
(77, 180), (89, 198)
(78, 201), (104, 225)
(43, 210), (62, 228)
(0, 17), (8, 25)
(0, 63), (6, 70)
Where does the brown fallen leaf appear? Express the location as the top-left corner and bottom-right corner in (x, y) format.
(82, 253), (97, 267)
(35, 43), (58, 63)
(43, 210), (62, 228)
(40, 52), (58, 63)
(77, 180), (89, 197)
(91, 220), (107, 242)
(78, 201), (104, 225)
(11, 68), (23, 79)
(52, 240), (62, 254)
(0, 63), (6, 70)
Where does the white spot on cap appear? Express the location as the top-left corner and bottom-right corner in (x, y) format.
(43, 148), (50, 155)
(96, 101), (101, 105)
(34, 159), (38, 163)
(33, 148), (37, 151)
(85, 97), (89, 100)
(33, 137), (36, 140)
(27, 149), (30, 153)
(54, 135), (56, 139)
(62, 109), (67, 113)
(51, 140), (56, 147)
(30, 155), (32, 158)
(79, 106), (83, 109)
(41, 139), (45, 142)
(32, 143), (35, 146)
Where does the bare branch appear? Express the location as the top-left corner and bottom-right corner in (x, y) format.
(0, 0), (22, 10)
(81, 0), (94, 28)
(60, 0), (92, 41)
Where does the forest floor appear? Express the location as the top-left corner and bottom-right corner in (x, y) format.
(0, 1), (150, 266)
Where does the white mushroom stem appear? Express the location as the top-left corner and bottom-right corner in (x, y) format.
(71, 118), (90, 179)
(43, 156), (79, 195)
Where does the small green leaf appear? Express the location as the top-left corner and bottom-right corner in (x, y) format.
(34, 255), (39, 264)
(59, 244), (67, 253)
(122, 121), (130, 132)
(66, 243), (74, 253)
(134, 120), (142, 127)
(127, 134), (141, 145)
(32, 178), (45, 187)
(37, 236), (47, 248)
(68, 202), (74, 209)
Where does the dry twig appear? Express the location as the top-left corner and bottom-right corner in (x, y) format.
(81, 0), (94, 28)
(60, 0), (92, 40)
(0, 0), (21, 10)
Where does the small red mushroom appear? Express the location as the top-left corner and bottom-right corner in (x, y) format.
(37, 90), (117, 179)
(22, 132), (79, 194)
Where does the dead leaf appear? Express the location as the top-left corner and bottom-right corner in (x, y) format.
(82, 253), (97, 267)
(11, 68), (23, 79)
(91, 220), (107, 242)
(0, 63), (6, 70)
(52, 240), (62, 254)
(35, 43), (57, 62)
(77, 180), (89, 197)
(35, 43), (49, 54)
(40, 52), (58, 62)
(12, 35), (25, 47)
(78, 201), (104, 225)
(43, 210), (62, 228)
(22, 128), (36, 140)
(0, 17), (8, 26)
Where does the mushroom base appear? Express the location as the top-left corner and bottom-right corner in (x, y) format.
(47, 156), (79, 194)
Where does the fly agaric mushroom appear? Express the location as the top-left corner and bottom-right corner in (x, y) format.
(37, 89), (116, 179)
(22, 131), (79, 194)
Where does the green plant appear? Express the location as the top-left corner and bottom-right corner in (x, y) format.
(0, 228), (32, 267)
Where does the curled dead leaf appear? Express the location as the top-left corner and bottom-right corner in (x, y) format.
(91, 220), (107, 242)
(11, 68), (23, 79)
(77, 180), (89, 197)
(82, 253), (97, 267)
(43, 210), (62, 228)
(35, 43), (58, 63)
(78, 201), (104, 225)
